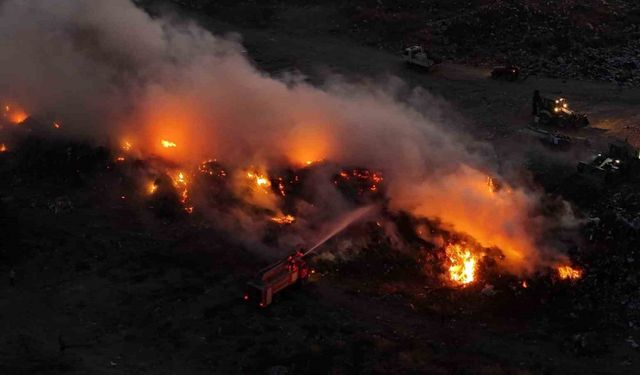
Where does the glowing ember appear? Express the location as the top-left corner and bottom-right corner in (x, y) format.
(115, 156), (125, 162)
(521, 280), (528, 288)
(198, 160), (227, 177)
(53, 122), (61, 129)
(148, 182), (157, 194)
(161, 139), (177, 148)
(557, 265), (582, 280)
(0, 143), (7, 152)
(172, 171), (193, 214)
(271, 214), (296, 225)
(276, 178), (286, 197)
(121, 140), (133, 151)
(445, 243), (477, 286)
(335, 168), (384, 194)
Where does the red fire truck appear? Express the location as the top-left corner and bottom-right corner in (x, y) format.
(244, 250), (310, 307)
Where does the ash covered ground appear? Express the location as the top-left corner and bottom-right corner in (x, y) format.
(1, 1), (640, 374)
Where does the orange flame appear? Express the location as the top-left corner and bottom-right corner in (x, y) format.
(172, 171), (193, 214)
(271, 214), (296, 225)
(557, 265), (582, 280)
(445, 243), (477, 286)
(3, 104), (28, 124)
(247, 171), (271, 189)
(121, 140), (133, 151)
(53, 122), (61, 129)
(148, 182), (157, 195)
(0, 143), (7, 153)
(161, 139), (177, 148)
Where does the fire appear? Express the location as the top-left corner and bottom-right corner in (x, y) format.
(148, 182), (157, 194)
(276, 178), (287, 197)
(557, 265), (582, 280)
(198, 160), (227, 178)
(121, 140), (133, 151)
(172, 171), (193, 214)
(335, 168), (384, 194)
(445, 243), (477, 286)
(3, 104), (28, 124)
(115, 156), (125, 162)
(161, 139), (177, 148)
(0, 143), (7, 152)
(486, 176), (498, 193)
(247, 171), (271, 189)
(271, 214), (296, 225)
(53, 122), (61, 129)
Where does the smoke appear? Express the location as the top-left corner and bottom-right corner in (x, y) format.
(0, 0), (577, 274)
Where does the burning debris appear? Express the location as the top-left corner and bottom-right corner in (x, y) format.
(333, 168), (384, 201)
(445, 243), (478, 286)
(198, 160), (227, 178)
(557, 265), (583, 281)
(246, 171), (271, 190)
(0, 0), (586, 296)
(270, 214), (296, 225)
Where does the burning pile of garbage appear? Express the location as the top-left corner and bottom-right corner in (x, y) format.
(0, 0), (585, 292)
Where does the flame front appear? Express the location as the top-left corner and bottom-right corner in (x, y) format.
(446, 243), (477, 286)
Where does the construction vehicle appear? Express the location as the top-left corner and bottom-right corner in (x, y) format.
(402, 45), (437, 69)
(520, 126), (574, 149)
(534, 96), (589, 128)
(578, 140), (640, 180)
(491, 64), (521, 81)
(244, 250), (310, 307)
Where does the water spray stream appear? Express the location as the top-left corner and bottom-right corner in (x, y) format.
(303, 205), (377, 256)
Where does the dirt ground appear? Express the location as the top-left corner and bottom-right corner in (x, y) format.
(1, 1), (640, 374)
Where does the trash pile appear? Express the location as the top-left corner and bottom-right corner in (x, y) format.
(347, 0), (640, 84)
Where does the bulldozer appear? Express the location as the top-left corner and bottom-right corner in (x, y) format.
(534, 96), (589, 128)
(402, 45), (437, 70)
(578, 140), (640, 181)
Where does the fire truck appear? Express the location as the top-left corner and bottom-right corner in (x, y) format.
(244, 250), (310, 307)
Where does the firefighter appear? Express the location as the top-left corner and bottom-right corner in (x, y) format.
(532, 90), (542, 123)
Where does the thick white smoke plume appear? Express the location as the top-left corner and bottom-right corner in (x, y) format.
(0, 0), (577, 274)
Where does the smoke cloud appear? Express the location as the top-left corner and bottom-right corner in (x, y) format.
(0, 0), (577, 274)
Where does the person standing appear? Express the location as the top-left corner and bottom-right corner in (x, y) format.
(532, 90), (542, 123)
